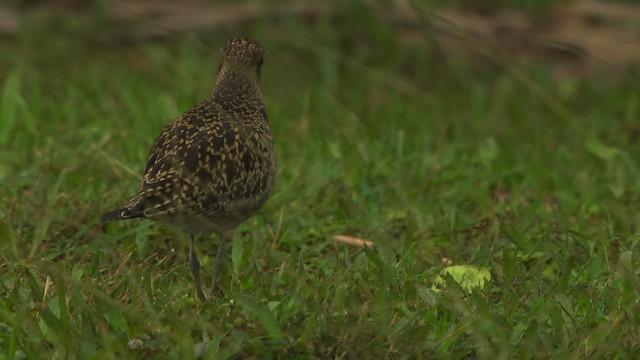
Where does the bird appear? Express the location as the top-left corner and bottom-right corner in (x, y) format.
(101, 37), (276, 301)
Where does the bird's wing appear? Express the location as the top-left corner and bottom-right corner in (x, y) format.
(124, 107), (271, 218)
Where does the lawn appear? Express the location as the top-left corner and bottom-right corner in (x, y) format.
(1, 2), (640, 359)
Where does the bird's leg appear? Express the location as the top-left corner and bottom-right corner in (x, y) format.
(211, 233), (227, 295)
(189, 235), (207, 301)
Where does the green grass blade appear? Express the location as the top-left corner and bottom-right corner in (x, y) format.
(232, 293), (284, 341)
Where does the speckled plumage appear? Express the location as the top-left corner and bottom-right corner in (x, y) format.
(101, 37), (276, 300)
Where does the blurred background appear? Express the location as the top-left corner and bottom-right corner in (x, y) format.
(1, 0), (639, 77)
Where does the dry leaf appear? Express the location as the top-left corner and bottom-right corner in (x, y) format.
(332, 235), (374, 248)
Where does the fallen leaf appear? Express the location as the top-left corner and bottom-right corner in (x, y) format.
(432, 265), (491, 293)
(332, 235), (374, 248)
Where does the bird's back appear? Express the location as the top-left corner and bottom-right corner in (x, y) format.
(111, 96), (275, 234)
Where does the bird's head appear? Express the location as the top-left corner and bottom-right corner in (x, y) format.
(220, 37), (264, 76)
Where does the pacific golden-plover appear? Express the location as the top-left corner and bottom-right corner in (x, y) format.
(101, 37), (276, 301)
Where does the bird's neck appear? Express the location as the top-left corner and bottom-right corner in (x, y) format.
(211, 66), (262, 103)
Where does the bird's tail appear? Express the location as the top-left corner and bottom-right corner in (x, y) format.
(100, 204), (145, 222)
(100, 209), (126, 221)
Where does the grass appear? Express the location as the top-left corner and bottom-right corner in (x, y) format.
(1, 3), (640, 359)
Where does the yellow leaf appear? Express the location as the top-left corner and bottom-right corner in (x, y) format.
(432, 265), (491, 293)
